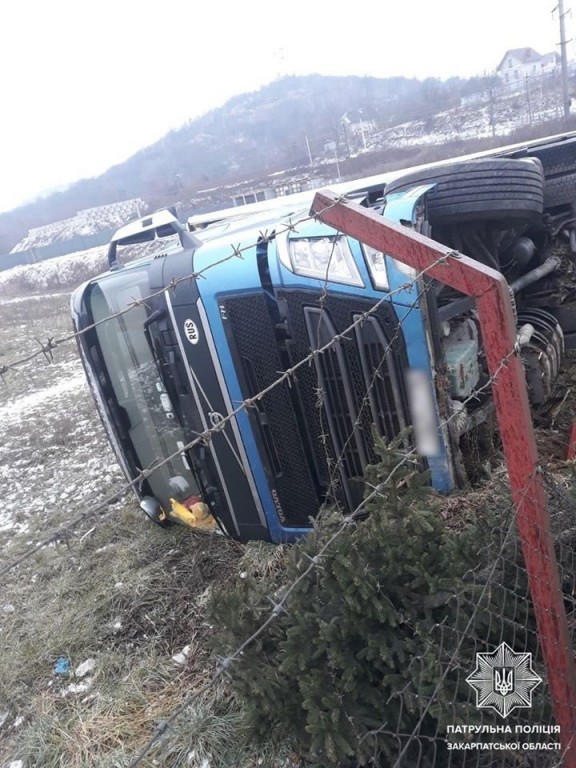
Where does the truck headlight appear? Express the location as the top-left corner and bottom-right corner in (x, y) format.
(364, 243), (416, 284)
(279, 234), (364, 287)
(363, 244), (389, 290)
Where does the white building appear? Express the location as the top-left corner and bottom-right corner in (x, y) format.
(497, 48), (560, 85)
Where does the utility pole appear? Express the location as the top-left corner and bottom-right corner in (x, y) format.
(333, 144), (342, 182)
(554, 0), (572, 119)
(488, 88), (497, 138)
(305, 135), (313, 166)
(525, 76), (534, 125)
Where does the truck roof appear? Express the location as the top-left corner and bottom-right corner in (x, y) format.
(111, 208), (179, 244)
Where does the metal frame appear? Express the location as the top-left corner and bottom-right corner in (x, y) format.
(312, 190), (576, 764)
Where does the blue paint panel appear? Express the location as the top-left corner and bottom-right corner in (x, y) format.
(194, 238), (311, 543)
(193, 183), (454, 539)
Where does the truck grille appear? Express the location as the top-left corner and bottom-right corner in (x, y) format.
(222, 294), (321, 527)
(354, 315), (408, 442)
(280, 291), (410, 511)
(223, 290), (410, 521)
(304, 308), (368, 486)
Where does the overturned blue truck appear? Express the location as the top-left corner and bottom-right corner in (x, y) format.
(72, 133), (576, 542)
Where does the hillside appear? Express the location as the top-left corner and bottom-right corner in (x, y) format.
(1, 71), (575, 252)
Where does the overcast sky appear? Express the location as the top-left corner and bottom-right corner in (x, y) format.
(0, 0), (571, 213)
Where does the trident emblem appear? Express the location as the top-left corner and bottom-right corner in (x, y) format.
(494, 668), (514, 696)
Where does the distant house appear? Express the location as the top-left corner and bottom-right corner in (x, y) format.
(497, 48), (560, 84)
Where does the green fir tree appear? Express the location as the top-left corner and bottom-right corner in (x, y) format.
(207, 434), (542, 766)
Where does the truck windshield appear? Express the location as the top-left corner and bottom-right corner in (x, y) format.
(86, 268), (201, 511)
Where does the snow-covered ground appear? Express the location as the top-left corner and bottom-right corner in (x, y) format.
(373, 83), (571, 151)
(12, 199), (147, 252)
(0, 362), (85, 427)
(0, 254), (127, 539)
(0, 245), (108, 295)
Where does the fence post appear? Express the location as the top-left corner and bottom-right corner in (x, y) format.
(312, 190), (576, 763)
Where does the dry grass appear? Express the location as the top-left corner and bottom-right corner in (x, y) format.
(0, 283), (295, 767)
(4, 248), (576, 767)
(0, 501), (296, 766)
(1, 505), (235, 758)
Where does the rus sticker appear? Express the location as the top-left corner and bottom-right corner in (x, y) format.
(184, 319), (200, 345)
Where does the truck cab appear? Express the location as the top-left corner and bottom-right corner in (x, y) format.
(72, 132), (576, 542)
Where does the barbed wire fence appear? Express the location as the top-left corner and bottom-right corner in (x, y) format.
(0, 198), (448, 578)
(0, 204), (335, 378)
(1, 189), (576, 767)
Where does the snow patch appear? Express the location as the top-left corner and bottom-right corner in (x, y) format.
(172, 645), (191, 665)
(65, 677), (93, 695)
(75, 658), (96, 678)
(0, 373), (87, 427)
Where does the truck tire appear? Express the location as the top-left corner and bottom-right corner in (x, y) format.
(508, 140), (576, 208)
(534, 146), (576, 208)
(550, 302), (576, 350)
(384, 158), (544, 223)
(545, 173), (576, 208)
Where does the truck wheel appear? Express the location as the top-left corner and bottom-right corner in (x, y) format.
(550, 302), (576, 350)
(384, 158), (544, 223)
(537, 145), (576, 207)
(508, 141), (576, 208)
(545, 173), (576, 208)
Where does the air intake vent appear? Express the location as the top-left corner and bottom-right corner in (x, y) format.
(353, 315), (407, 443)
(304, 308), (367, 488)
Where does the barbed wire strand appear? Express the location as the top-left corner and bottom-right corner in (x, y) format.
(0, 244), (456, 578)
(0, 196), (348, 377)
